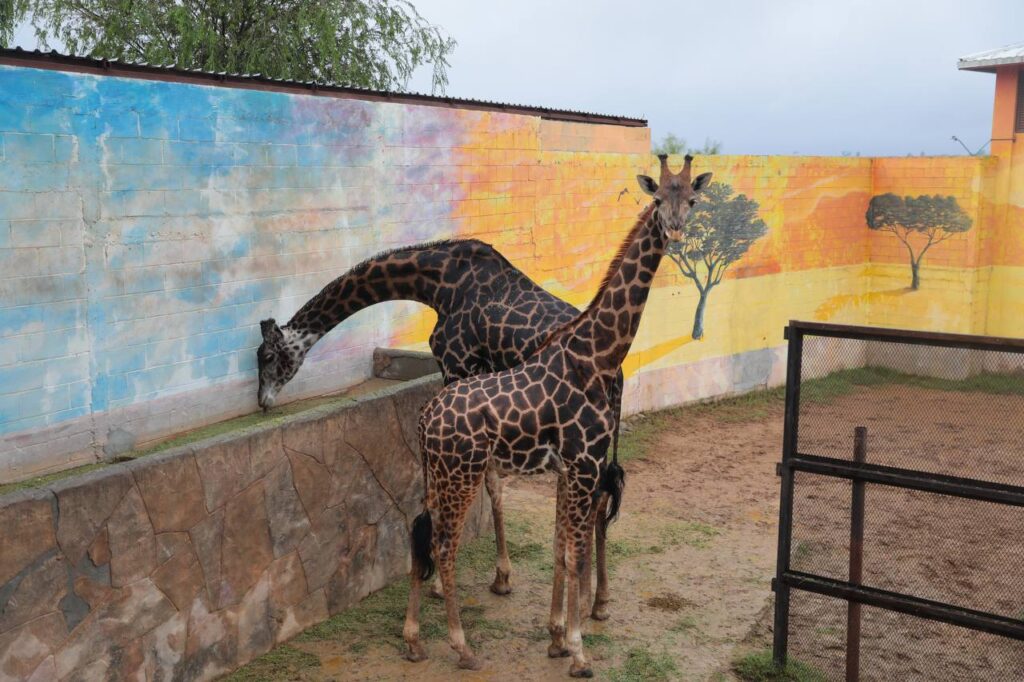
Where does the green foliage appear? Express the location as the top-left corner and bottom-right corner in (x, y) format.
(866, 193), (972, 289)
(0, 0), (17, 47)
(21, 0), (456, 92)
(222, 645), (319, 681)
(666, 180), (768, 338)
(732, 650), (827, 682)
(653, 132), (722, 156)
(605, 647), (679, 682)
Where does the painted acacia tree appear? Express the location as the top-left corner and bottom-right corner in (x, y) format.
(866, 193), (972, 290)
(667, 181), (767, 340)
(17, 0), (456, 92)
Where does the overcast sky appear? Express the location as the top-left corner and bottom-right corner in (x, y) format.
(12, 1), (1022, 156)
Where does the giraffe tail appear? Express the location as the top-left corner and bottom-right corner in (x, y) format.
(601, 409), (625, 523)
(410, 509), (435, 581)
(600, 460), (626, 524)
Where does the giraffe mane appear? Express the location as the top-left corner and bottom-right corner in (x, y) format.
(533, 203), (656, 353)
(347, 238), (488, 274)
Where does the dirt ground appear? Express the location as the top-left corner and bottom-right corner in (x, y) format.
(788, 384), (1024, 681)
(228, 381), (1024, 681)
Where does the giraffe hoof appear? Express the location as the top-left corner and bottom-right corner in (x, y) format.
(458, 655), (484, 671)
(590, 603), (610, 621)
(404, 644), (428, 663)
(489, 581), (512, 596)
(547, 644), (570, 658)
(428, 587), (444, 600)
(569, 664), (594, 678)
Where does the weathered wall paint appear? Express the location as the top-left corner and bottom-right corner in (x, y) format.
(1, 63), (1022, 483)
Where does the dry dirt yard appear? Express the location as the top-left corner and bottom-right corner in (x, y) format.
(225, 374), (1024, 681)
(227, 389), (787, 682)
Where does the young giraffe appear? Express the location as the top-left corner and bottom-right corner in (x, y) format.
(256, 239), (624, 613)
(404, 155), (712, 676)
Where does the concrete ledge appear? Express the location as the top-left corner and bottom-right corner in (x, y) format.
(0, 374), (488, 682)
(373, 347), (441, 381)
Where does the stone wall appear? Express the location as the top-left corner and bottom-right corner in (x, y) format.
(0, 374), (489, 681)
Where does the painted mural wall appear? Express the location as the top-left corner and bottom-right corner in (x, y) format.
(0, 62), (1021, 483)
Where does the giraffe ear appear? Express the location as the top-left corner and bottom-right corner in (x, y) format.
(637, 175), (658, 196)
(692, 172), (713, 192)
(260, 319), (283, 342)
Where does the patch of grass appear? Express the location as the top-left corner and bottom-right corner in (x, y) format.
(670, 614), (698, 632)
(583, 632), (613, 647)
(607, 538), (663, 567)
(295, 573), (511, 651)
(684, 386), (786, 423)
(617, 412), (675, 463)
(0, 462), (107, 497)
(605, 646), (679, 682)
(660, 520), (721, 550)
(732, 650), (827, 682)
(295, 581), (418, 647)
(222, 645), (319, 681)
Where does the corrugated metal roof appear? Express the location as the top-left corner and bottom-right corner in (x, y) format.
(958, 42), (1024, 72)
(0, 47), (648, 127)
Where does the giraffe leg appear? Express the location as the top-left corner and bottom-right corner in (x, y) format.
(485, 467), (513, 595)
(403, 512), (431, 662)
(565, 493), (595, 677)
(579, 499), (598, 618)
(591, 493), (611, 621)
(437, 474), (485, 671)
(429, 574), (444, 600)
(548, 477), (570, 658)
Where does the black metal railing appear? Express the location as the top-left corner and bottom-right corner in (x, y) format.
(773, 321), (1024, 680)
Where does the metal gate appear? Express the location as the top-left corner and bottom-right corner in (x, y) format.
(772, 321), (1024, 680)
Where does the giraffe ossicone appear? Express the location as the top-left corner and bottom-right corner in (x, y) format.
(405, 156), (712, 677)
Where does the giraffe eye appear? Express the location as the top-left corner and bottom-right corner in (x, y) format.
(688, 198), (697, 207)
(654, 198), (663, 206)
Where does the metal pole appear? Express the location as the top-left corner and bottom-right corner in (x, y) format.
(846, 426), (867, 682)
(773, 324), (803, 667)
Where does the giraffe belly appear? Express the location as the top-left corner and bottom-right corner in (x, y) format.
(492, 443), (565, 477)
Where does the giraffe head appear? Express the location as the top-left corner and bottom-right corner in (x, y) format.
(636, 154), (713, 241)
(256, 318), (307, 410)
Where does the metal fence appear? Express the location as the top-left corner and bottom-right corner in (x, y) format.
(772, 321), (1024, 681)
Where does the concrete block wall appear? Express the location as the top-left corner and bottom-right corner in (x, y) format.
(1, 60), (1021, 484)
(0, 64), (649, 483)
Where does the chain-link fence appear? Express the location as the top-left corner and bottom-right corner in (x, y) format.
(773, 321), (1024, 681)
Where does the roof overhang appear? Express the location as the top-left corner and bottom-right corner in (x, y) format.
(958, 43), (1024, 73)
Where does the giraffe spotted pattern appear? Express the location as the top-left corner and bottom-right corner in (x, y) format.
(256, 238), (624, 604)
(405, 156), (712, 676)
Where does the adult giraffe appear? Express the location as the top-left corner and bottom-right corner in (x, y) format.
(404, 156), (712, 676)
(256, 235), (624, 613)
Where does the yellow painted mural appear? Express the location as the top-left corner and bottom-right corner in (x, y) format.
(384, 116), (1023, 415)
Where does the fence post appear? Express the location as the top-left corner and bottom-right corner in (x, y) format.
(773, 323), (803, 668)
(846, 426), (867, 682)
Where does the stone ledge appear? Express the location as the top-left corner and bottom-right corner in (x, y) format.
(0, 374), (488, 682)
(372, 347), (441, 381)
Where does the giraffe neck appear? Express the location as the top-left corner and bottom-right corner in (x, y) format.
(572, 208), (666, 374)
(284, 249), (445, 348)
